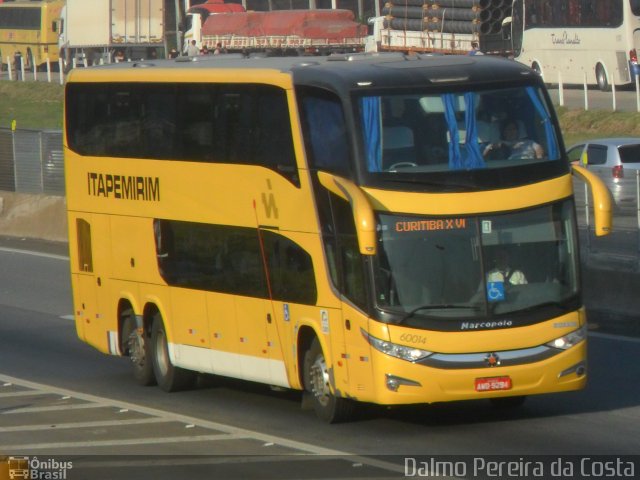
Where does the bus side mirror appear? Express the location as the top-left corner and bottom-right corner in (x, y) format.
(572, 164), (612, 236)
(317, 171), (377, 255)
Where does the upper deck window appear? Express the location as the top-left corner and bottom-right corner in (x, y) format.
(358, 85), (560, 174)
(524, 0), (623, 28)
(66, 82), (298, 184)
(297, 86), (352, 176)
(0, 7), (41, 29)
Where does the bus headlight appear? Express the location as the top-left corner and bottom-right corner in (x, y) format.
(362, 329), (432, 362)
(546, 326), (587, 350)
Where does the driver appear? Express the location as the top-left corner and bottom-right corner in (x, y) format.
(487, 249), (527, 286)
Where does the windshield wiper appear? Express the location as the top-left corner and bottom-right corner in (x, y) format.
(397, 304), (475, 325)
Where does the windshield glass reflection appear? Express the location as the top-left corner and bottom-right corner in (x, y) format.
(359, 85), (560, 173)
(373, 200), (578, 325)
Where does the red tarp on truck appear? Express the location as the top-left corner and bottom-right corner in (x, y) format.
(188, 0), (245, 15)
(201, 9), (367, 41)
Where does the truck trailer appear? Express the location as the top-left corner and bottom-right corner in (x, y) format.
(184, 1), (367, 55)
(365, 0), (514, 55)
(58, 0), (165, 69)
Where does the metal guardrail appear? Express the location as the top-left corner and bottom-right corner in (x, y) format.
(0, 125), (637, 266)
(0, 127), (64, 196)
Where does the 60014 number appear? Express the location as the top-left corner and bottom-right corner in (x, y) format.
(399, 333), (427, 344)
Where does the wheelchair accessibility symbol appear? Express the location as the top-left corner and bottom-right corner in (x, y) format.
(487, 281), (505, 302)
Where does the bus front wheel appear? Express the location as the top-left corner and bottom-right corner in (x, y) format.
(596, 64), (611, 92)
(151, 313), (196, 392)
(122, 309), (155, 386)
(303, 338), (354, 423)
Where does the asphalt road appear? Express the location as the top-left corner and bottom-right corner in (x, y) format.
(0, 241), (639, 479)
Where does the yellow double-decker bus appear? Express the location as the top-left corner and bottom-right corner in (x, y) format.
(63, 53), (611, 422)
(0, 0), (64, 71)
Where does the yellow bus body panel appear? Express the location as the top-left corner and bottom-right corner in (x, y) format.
(0, 0), (64, 66)
(363, 175), (573, 215)
(65, 62), (588, 407)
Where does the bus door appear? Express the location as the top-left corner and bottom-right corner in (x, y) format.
(258, 228), (335, 390)
(312, 175), (376, 398)
(71, 215), (111, 353)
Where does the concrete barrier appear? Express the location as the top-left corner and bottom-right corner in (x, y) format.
(0, 191), (67, 243)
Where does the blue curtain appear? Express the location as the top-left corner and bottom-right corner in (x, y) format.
(463, 92), (485, 169)
(442, 94), (462, 170)
(361, 97), (382, 172)
(443, 93), (485, 170)
(526, 86), (559, 160)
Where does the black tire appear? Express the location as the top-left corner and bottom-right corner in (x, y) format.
(303, 338), (354, 423)
(26, 48), (35, 72)
(151, 313), (196, 392)
(121, 309), (156, 386)
(596, 63), (611, 92)
(490, 395), (527, 409)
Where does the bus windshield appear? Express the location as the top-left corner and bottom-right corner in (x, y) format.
(373, 199), (579, 327)
(358, 85), (560, 173)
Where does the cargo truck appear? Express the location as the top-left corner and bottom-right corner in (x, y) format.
(184, 1), (367, 55)
(365, 0), (514, 55)
(58, 0), (165, 69)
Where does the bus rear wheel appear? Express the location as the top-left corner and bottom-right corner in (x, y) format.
(151, 313), (196, 392)
(303, 338), (354, 423)
(122, 309), (155, 386)
(596, 63), (611, 92)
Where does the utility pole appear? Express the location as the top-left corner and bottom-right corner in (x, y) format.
(175, 0), (182, 52)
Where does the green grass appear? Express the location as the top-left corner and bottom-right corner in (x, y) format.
(0, 81), (64, 130)
(1, 82), (639, 142)
(556, 106), (640, 146)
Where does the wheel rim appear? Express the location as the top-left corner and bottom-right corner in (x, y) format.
(309, 353), (331, 407)
(128, 330), (146, 367)
(155, 329), (170, 377)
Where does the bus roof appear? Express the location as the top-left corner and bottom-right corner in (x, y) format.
(66, 53), (539, 91)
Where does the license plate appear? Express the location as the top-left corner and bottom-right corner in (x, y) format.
(475, 376), (512, 392)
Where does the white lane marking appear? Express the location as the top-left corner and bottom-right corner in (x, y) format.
(0, 246), (68, 261)
(0, 433), (246, 451)
(2, 403), (106, 414)
(0, 390), (52, 398)
(0, 417), (169, 433)
(60, 315), (75, 321)
(0, 373), (404, 475)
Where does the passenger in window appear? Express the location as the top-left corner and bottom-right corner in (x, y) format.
(467, 41), (484, 56)
(483, 119), (544, 160)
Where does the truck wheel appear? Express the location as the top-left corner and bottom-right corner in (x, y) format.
(121, 309), (155, 386)
(303, 338), (354, 423)
(151, 313), (196, 392)
(596, 63), (611, 92)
